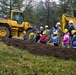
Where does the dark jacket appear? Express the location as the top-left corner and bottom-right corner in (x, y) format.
(68, 26), (74, 36)
(72, 35), (76, 48)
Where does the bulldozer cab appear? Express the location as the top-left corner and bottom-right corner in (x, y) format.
(12, 11), (24, 24)
(10, 10), (25, 28)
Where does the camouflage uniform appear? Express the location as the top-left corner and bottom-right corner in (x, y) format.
(57, 27), (63, 46)
(45, 29), (51, 43)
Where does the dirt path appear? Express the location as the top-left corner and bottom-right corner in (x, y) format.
(2, 38), (76, 61)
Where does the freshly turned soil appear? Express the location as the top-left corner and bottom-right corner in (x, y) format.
(2, 38), (76, 61)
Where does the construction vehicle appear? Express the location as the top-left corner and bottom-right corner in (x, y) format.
(0, 10), (35, 39)
(62, 13), (76, 31)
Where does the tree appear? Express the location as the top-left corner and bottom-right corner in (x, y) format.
(0, 0), (10, 16)
(45, 0), (50, 25)
(23, 3), (38, 25)
(35, 1), (46, 26)
(0, 0), (24, 17)
(10, 0), (24, 10)
(59, 0), (76, 16)
(35, 0), (59, 28)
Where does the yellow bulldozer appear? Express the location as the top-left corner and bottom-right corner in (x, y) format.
(62, 13), (76, 31)
(0, 10), (35, 39)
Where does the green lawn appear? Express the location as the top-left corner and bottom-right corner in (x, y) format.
(0, 42), (76, 75)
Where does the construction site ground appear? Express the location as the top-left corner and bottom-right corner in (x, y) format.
(2, 38), (76, 61)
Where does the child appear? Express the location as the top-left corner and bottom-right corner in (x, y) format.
(62, 29), (70, 48)
(23, 31), (27, 40)
(29, 33), (36, 42)
(51, 32), (58, 46)
(71, 30), (76, 50)
(40, 31), (47, 43)
(36, 31), (40, 42)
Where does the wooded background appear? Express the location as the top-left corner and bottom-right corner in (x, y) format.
(0, 0), (76, 28)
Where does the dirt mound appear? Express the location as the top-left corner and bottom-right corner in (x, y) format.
(2, 38), (76, 61)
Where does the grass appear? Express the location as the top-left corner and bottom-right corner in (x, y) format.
(0, 42), (76, 75)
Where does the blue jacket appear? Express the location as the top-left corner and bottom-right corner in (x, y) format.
(72, 35), (76, 48)
(51, 29), (57, 35)
(52, 35), (58, 44)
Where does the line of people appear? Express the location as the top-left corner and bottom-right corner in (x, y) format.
(29, 20), (76, 50)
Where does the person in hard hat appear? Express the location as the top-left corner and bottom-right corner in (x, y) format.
(51, 26), (57, 38)
(71, 30), (76, 50)
(44, 25), (51, 43)
(36, 30), (40, 42)
(62, 29), (70, 48)
(68, 20), (75, 36)
(51, 31), (59, 46)
(40, 31), (47, 43)
(68, 20), (75, 47)
(36, 26), (43, 42)
(56, 22), (63, 47)
(29, 33), (36, 42)
(40, 26), (43, 34)
(23, 31), (27, 40)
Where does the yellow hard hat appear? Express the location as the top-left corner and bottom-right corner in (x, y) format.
(54, 32), (57, 35)
(71, 30), (76, 35)
(23, 31), (26, 34)
(43, 31), (46, 34)
(30, 33), (34, 35)
(64, 29), (68, 33)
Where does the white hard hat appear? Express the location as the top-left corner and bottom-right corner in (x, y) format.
(56, 22), (61, 25)
(45, 25), (48, 28)
(69, 20), (73, 24)
(55, 24), (57, 27)
(40, 26), (43, 29)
